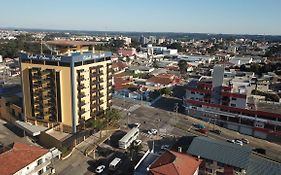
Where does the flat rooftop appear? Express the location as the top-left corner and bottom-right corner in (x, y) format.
(256, 101), (281, 114)
(20, 51), (112, 64)
(46, 128), (71, 141)
(46, 40), (97, 47)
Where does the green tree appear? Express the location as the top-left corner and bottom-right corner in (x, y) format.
(160, 87), (172, 96)
(178, 59), (187, 74)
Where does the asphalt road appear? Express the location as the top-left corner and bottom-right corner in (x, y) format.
(113, 96), (281, 163)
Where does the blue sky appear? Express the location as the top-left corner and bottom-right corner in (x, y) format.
(0, 0), (281, 35)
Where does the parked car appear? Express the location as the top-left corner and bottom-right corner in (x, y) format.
(95, 165), (106, 174)
(240, 138), (249, 144)
(197, 128), (208, 134)
(148, 129), (158, 135)
(109, 157), (122, 171)
(193, 123), (205, 129)
(226, 139), (235, 144)
(161, 145), (170, 150)
(253, 148), (266, 155)
(210, 129), (221, 135)
(234, 139), (243, 146)
(134, 139), (142, 146)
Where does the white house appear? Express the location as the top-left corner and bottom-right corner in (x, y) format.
(0, 143), (59, 175)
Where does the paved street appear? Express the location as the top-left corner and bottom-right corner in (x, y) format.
(113, 96), (281, 163)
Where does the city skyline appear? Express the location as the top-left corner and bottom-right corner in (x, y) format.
(1, 0), (281, 35)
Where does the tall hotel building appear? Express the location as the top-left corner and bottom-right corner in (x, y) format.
(20, 42), (113, 133)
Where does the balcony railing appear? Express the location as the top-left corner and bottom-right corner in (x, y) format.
(78, 109), (86, 116)
(78, 93), (86, 99)
(78, 100), (86, 107)
(26, 159), (51, 175)
(77, 84), (86, 90)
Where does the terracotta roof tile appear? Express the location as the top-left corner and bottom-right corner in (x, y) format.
(150, 150), (202, 175)
(0, 143), (48, 175)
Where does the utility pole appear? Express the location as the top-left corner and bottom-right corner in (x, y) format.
(127, 112), (131, 128)
(174, 103), (179, 125)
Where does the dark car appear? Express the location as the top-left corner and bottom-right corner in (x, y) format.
(210, 129), (221, 135)
(197, 128), (208, 134)
(253, 148), (266, 155)
(193, 123), (205, 129)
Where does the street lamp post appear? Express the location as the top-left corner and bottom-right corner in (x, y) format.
(127, 112), (131, 128)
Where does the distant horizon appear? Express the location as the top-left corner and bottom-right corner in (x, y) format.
(1, 26), (281, 37)
(1, 0), (280, 36)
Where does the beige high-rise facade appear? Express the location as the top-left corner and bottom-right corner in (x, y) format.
(20, 44), (112, 133)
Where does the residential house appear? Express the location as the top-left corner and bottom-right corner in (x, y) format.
(149, 150), (202, 175)
(146, 73), (181, 89)
(0, 143), (55, 175)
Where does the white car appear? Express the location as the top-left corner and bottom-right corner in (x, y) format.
(148, 129), (158, 135)
(234, 139), (243, 146)
(95, 165), (106, 174)
(241, 138), (249, 144)
(134, 139), (142, 146)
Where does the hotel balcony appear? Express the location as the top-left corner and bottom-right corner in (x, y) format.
(78, 100), (86, 107)
(77, 75), (86, 82)
(100, 100), (105, 105)
(78, 108), (86, 116)
(34, 105), (43, 111)
(91, 95), (98, 101)
(99, 92), (105, 98)
(99, 71), (104, 76)
(107, 100), (112, 107)
(91, 77), (97, 82)
(108, 93), (112, 98)
(107, 83), (113, 88)
(78, 92), (86, 99)
(41, 71), (51, 77)
(99, 78), (105, 83)
(32, 73), (41, 79)
(91, 71), (98, 76)
(77, 84), (86, 91)
(90, 102), (97, 108)
(91, 88), (97, 93)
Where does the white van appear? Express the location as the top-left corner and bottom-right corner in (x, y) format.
(109, 157), (122, 171)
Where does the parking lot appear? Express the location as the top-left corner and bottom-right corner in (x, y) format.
(0, 119), (33, 146)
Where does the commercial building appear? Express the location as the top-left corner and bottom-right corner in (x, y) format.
(20, 42), (113, 133)
(185, 137), (281, 175)
(183, 65), (281, 141)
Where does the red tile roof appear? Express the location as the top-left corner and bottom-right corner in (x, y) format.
(150, 150), (202, 175)
(0, 143), (48, 175)
(112, 61), (128, 70)
(147, 73), (181, 86)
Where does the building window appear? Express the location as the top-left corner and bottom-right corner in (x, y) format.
(232, 97), (237, 100)
(217, 162), (224, 167)
(230, 103), (236, 107)
(205, 159), (213, 164)
(191, 92), (195, 94)
(37, 158), (43, 165)
(38, 169), (44, 175)
(206, 168), (212, 173)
